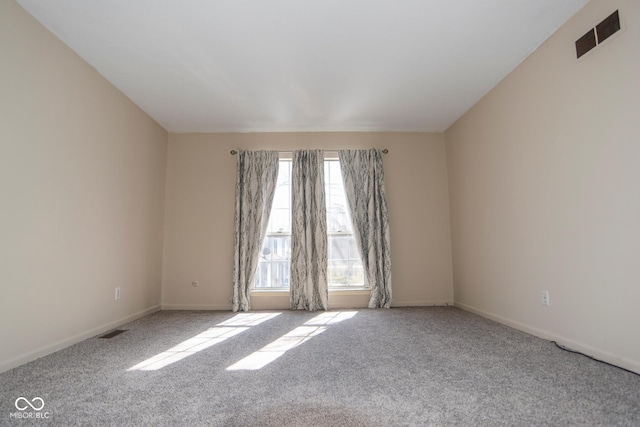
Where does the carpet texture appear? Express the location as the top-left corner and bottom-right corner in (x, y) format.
(1, 307), (639, 426)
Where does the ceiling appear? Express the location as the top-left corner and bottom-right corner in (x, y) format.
(17, 0), (588, 133)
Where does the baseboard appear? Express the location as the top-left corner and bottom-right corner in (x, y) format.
(0, 305), (161, 374)
(454, 301), (640, 375)
(161, 303), (231, 311)
(392, 300), (454, 307)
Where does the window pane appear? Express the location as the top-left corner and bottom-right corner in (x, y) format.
(269, 209), (290, 234)
(267, 161), (291, 233)
(325, 160), (352, 233)
(328, 234), (365, 287)
(325, 160), (366, 288)
(329, 234), (351, 260)
(254, 235), (291, 288)
(255, 160), (291, 289)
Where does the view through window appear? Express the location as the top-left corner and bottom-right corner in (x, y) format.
(254, 160), (291, 288)
(254, 157), (366, 289)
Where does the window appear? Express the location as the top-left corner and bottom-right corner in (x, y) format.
(324, 158), (366, 287)
(254, 160), (291, 289)
(253, 155), (366, 289)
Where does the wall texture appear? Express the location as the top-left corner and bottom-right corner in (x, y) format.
(0, 1), (168, 372)
(446, 0), (640, 373)
(162, 132), (453, 310)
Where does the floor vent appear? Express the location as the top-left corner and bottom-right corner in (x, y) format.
(576, 10), (620, 58)
(100, 329), (128, 339)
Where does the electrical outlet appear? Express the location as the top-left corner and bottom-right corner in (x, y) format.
(115, 287), (121, 300)
(541, 290), (550, 306)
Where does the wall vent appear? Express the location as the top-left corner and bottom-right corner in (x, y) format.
(596, 10), (620, 43)
(575, 10), (620, 59)
(575, 29), (596, 58)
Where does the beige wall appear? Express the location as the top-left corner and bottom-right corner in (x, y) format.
(446, 0), (640, 373)
(0, 1), (168, 372)
(162, 132), (453, 310)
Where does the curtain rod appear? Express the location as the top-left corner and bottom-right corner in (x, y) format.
(230, 149), (388, 155)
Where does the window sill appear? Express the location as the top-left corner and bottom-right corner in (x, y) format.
(328, 288), (370, 295)
(251, 289), (289, 296)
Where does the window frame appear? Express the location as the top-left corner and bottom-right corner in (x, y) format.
(324, 154), (367, 290)
(251, 152), (368, 292)
(253, 156), (292, 291)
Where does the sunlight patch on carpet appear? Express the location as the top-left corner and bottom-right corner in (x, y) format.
(127, 312), (281, 371)
(226, 311), (357, 371)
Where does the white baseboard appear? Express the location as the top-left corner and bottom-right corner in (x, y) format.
(161, 303), (231, 311)
(454, 301), (640, 375)
(391, 300), (454, 307)
(0, 305), (161, 374)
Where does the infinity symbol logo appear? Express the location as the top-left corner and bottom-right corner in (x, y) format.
(15, 397), (44, 411)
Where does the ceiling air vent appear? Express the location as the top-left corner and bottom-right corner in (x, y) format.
(576, 10), (620, 59)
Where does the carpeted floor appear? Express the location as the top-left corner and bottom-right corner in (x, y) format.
(1, 307), (639, 426)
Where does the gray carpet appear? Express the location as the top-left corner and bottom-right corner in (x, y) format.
(1, 307), (639, 426)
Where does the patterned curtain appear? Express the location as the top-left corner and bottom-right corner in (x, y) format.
(339, 149), (392, 308)
(232, 150), (279, 312)
(290, 150), (329, 311)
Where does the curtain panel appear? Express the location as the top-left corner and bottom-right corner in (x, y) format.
(231, 150), (279, 312)
(339, 149), (392, 308)
(290, 150), (329, 311)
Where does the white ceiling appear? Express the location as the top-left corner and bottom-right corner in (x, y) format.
(17, 0), (588, 133)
